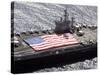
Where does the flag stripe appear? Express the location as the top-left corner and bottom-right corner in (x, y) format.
(32, 41), (78, 50)
(32, 40), (78, 49)
(33, 41), (78, 49)
(30, 38), (77, 47)
(24, 33), (79, 51)
(31, 39), (78, 50)
(30, 36), (76, 46)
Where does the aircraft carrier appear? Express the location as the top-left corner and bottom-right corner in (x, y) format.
(11, 2), (97, 74)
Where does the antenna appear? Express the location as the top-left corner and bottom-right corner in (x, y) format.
(64, 9), (69, 21)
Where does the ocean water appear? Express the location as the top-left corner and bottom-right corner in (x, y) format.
(13, 2), (97, 34)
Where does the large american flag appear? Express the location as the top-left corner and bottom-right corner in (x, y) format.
(24, 33), (79, 51)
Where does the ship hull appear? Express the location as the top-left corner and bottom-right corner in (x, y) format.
(11, 43), (97, 74)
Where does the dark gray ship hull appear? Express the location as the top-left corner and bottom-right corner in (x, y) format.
(11, 43), (97, 74)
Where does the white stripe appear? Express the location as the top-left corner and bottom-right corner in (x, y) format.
(32, 39), (78, 50)
(30, 37), (77, 46)
(31, 39), (77, 48)
(34, 39), (78, 48)
(32, 41), (78, 50)
(30, 33), (78, 50)
(30, 38), (77, 47)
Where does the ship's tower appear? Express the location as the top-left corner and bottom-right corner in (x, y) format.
(64, 9), (69, 22)
(55, 9), (75, 34)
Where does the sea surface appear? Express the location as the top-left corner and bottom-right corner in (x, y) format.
(13, 2), (97, 34)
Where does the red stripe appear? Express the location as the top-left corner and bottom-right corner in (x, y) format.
(33, 40), (78, 48)
(32, 39), (78, 50)
(32, 41), (79, 50)
(34, 38), (77, 46)
(30, 33), (79, 51)
(33, 41), (78, 50)
(30, 37), (77, 47)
